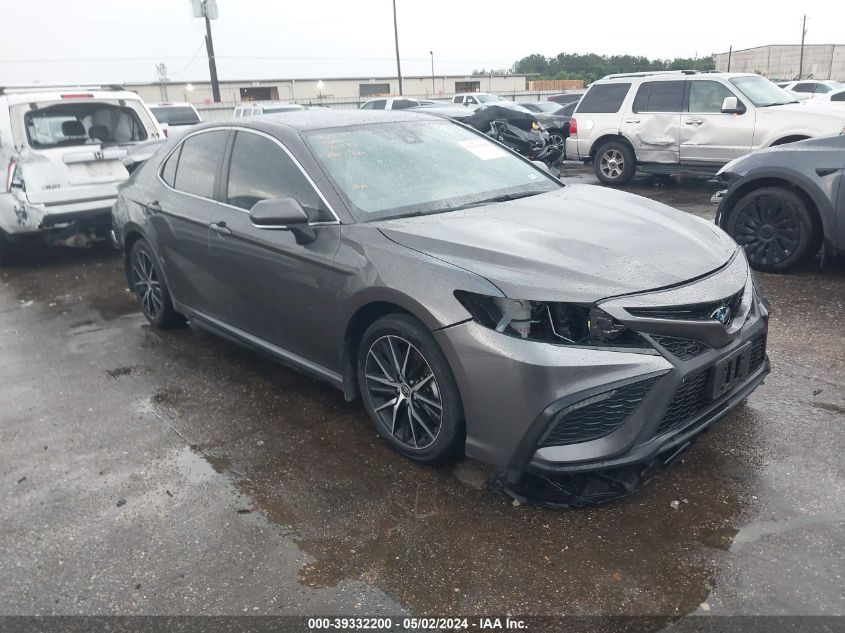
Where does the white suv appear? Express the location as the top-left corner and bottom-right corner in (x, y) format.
(568, 71), (845, 185)
(0, 85), (164, 263)
(451, 93), (507, 106)
(360, 97), (435, 110)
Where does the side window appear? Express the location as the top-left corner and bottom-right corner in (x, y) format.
(225, 131), (331, 221)
(371, 100), (386, 110)
(173, 130), (228, 199)
(392, 99), (416, 110)
(452, 96), (461, 103)
(832, 92), (845, 102)
(361, 101), (375, 110)
(687, 81), (736, 113)
(632, 81), (684, 113)
(160, 144), (182, 187)
(793, 83), (814, 93)
(816, 84), (832, 94)
(577, 83), (631, 113)
(467, 97), (478, 104)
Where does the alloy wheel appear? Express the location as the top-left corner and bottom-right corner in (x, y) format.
(364, 335), (443, 450)
(131, 248), (164, 321)
(599, 149), (625, 180)
(734, 193), (801, 267)
(548, 133), (565, 151)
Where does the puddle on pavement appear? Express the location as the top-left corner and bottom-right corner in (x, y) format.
(134, 324), (763, 615)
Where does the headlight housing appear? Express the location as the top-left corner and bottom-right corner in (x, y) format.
(454, 291), (646, 348)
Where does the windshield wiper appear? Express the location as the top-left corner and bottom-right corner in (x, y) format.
(449, 190), (544, 212)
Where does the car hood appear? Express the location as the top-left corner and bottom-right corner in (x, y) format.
(769, 102), (845, 121)
(376, 185), (737, 303)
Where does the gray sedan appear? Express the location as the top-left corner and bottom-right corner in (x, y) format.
(112, 110), (769, 483)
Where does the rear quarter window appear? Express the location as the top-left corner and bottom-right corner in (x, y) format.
(576, 83), (631, 113)
(632, 81), (685, 113)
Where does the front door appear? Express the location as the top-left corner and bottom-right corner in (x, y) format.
(208, 129), (343, 368)
(621, 79), (684, 164)
(680, 80), (755, 164)
(149, 129), (229, 317)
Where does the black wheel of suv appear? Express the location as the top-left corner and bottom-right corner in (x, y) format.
(128, 239), (183, 328)
(358, 314), (465, 463)
(726, 186), (820, 273)
(594, 141), (636, 185)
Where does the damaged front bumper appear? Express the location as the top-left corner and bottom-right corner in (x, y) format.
(435, 254), (769, 490)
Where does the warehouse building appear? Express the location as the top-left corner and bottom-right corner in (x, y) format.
(715, 44), (845, 81)
(127, 74), (531, 107)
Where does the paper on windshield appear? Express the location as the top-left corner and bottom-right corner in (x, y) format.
(458, 139), (508, 160)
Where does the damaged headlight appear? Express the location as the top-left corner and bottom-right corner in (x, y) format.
(454, 291), (646, 348)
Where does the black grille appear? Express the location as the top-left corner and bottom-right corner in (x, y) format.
(655, 370), (709, 436)
(656, 332), (767, 437)
(626, 289), (744, 322)
(541, 377), (659, 447)
(651, 335), (711, 361)
(749, 333), (767, 372)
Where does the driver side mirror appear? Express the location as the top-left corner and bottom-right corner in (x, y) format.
(249, 197), (316, 245)
(721, 96), (746, 114)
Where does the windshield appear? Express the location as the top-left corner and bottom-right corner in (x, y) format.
(150, 106), (200, 126)
(730, 76), (798, 107)
(305, 120), (559, 222)
(24, 102), (149, 149)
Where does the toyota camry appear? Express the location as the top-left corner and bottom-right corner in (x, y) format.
(112, 110), (769, 484)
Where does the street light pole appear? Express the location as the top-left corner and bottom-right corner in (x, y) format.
(430, 51), (435, 94)
(798, 14), (807, 80)
(392, 0), (403, 96)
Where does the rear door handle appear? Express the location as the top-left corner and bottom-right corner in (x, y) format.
(685, 118), (704, 125)
(209, 221), (232, 236)
(625, 118), (640, 124)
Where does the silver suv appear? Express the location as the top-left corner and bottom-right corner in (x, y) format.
(568, 71), (845, 185)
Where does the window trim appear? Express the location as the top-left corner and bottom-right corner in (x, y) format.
(157, 126), (340, 226)
(157, 127), (228, 204)
(221, 127), (340, 225)
(684, 79), (744, 114)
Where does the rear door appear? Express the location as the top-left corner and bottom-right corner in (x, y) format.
(680, 79), (755, 164)
(151, 129), (229, 316)
(621, 80), (684, 164)
(208, 128), (342, 366)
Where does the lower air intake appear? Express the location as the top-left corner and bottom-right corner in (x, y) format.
(541, 377), (659, 447)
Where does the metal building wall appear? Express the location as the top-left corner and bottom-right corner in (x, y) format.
(716, 45), (844, 81)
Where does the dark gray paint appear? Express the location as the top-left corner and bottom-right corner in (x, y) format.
(112, 110), (769, 473)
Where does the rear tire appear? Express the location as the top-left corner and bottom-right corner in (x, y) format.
(594, 140), (636, 185)
(725, 186), (820, 273)
(128, 239), (183, 328)
(357, 314), (465, 463)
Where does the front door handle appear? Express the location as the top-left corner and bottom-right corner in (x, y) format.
(209, 221), (232, 236)
(625, 118), (640, 124)
(685, 118), (704, 125)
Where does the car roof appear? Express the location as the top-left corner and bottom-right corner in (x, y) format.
(203, 109), (440, 133)
(151, 102), (195, 108)
(0, 89), (145, 107)
(595, 71), (758, 83)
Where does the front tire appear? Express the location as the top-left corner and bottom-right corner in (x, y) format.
(357, 314), (464, 463)
(128, 239), (183, 327)
(594, 140), (636, 185)
(725, 186), (820, 272)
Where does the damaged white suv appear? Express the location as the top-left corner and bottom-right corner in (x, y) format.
(0, 85), (164, 264)
(568, 71), (845, 185)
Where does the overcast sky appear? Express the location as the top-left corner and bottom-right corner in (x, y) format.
(1, 0), (842, 85)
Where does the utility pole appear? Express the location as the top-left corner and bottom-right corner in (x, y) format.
(798, 14), (807, 80)
(192, 0), (221, 102)
(430, 51), (435, 94)
(392, 0), (403, 95)
(727, 45), (732, 72)
(155, 63), (169, 101)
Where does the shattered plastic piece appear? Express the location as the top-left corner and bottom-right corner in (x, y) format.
(670, 500), (681, 510)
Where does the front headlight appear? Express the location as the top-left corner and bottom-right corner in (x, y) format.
(454, 291), (645, 347)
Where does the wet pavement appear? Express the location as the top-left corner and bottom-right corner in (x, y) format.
(1, 166), (843, 622)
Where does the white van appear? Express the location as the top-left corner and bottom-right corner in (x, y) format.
(0, 85), (164, 263)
